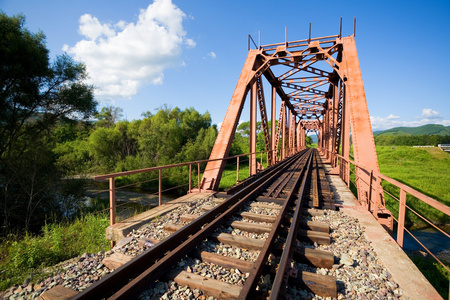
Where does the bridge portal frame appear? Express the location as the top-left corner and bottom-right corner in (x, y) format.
(201, 34), (392, 228)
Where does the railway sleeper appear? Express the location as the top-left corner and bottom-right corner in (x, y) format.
(168, 269), (242, 300)
(272, 243), (334, 269)
(165, 220), (273, 235)
(211, 232), (265, 250)
(282, 217), (330, 233)
(255, 196), (286, 205)
(287, 268), (338, 298)
(205, 202), (282, 211)
(194, 250), (255, 273)
(181, 212), (277, 224)
(304, 199), (336, 210)
(298, 229), (331, 245)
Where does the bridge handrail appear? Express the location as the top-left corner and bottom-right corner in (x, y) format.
(331, 151), (449, 298)
(334, 153), (450, 217)
(93, 146), (300, 244)
(259, 34), (340, 51)
(94, 150), (269, 180)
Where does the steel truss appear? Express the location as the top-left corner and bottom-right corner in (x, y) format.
(201, 33), (392, 228)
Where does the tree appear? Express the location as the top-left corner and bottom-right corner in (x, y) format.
(95, 105), (123, 128)
(305, 135), (313, 146)
(0, 13), (96, 159)
(0, 13), (97, 234)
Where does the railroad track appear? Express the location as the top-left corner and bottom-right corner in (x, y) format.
(72, 148), (337, 300)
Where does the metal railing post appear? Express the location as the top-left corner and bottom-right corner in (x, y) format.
(346, 160), (350, 188)
(236, 156), (240, 183)
(198, 163), (201, 193)
(260, 152), (263, 170)
(109, 177), (116, 248)
(159, 169), (162, 206)
(189, 164), (192, 193)
(368, 170), (373, 210)
(109, 177), (116, 226)
(397, 189), (407, 247)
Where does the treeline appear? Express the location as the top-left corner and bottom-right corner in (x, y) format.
(374, 134), (450, 146)
(55, 106), (217, 175)
(1, 104), (217, 236)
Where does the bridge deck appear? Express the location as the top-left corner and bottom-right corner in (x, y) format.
(325, 163), (442, 300)
(104, 160), (441, 299)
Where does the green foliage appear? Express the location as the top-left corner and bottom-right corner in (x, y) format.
(409, 254), (449, 299)
(0, 214), (109, 291)
(95, 105), (123, 128)
(0, 13), (97, 235)
(377, 146), (450, 228)
(375, 134), (450, 146)
(374, 124), (450, 136)
(219, 161), (250, 190)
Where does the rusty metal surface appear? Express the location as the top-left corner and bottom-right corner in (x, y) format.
(200, 31), (390, 227)
(201, 50), (259, 191)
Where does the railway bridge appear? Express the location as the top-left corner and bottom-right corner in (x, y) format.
(33, 31), (449, 300)
(201, 32), (392, 229)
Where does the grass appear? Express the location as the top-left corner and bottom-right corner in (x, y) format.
(0, 214), (110, 291)
(348, 145), (450, 298)
(376, 146), (450, 228)
(409, 253), (450, 299)
(218, 155), (270, 190)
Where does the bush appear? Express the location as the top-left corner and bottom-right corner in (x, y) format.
(0, 214), (109, 291)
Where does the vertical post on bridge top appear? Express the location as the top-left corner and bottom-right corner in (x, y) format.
(258, 31), (261, 49)
(285, 26), (287, 47)
(308, 22), (311, 44)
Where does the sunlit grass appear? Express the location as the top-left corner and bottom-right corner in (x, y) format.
(0, 214), (110, 291)
(377, 146), (450, 228)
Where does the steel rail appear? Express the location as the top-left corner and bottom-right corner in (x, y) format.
(237, 149), (313, 299)
(72, 150), (308, 300)
(269, 149), (314, 299)
(110, 151), (308, 300)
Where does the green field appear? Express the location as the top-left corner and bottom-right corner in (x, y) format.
(376, 146), (450, 229)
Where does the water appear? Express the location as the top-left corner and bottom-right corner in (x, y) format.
(392, 227), (450, 254)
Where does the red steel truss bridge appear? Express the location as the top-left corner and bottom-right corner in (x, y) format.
(201, 31), (393, 229)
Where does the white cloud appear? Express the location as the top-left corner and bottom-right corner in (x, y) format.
(78, 14), (115, 41)
(207, 51), (216, 59)
(185, 38), (196, 48)
(386, 114), (400, 120)
(370, 114), (450, 131)
(421, 108), (441, 119)
(63, 0), (194, 99)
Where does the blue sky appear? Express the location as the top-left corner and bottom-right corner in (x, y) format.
(2, 0), (449, 130)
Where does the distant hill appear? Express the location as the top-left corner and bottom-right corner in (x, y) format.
(374, 124), (450, 136)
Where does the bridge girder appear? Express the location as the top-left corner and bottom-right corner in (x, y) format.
(200, 33), (391, 228)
